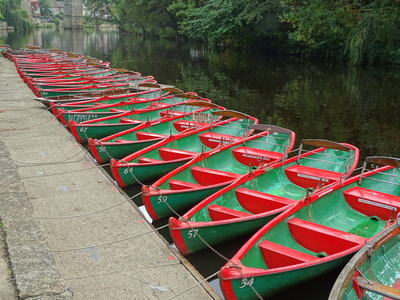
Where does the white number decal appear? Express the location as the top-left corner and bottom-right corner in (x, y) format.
(239, 277), (254, 289)
(157, 195), (168, 204)
(187, 229), (198, 239)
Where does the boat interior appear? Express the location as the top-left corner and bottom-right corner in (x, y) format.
(245, 159), (400, 271)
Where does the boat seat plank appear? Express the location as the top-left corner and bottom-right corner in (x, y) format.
(159, 110), (186, 118)
(119, 118), (143, 124)
(169, 180), (202, 190)
(109, 108), (128, 112)
(158, 148), (198, 161)
(284, 165), (342, 189)
(259, 240), (319, 269)
(208, 204), (251, 221)
(199, 132), (243, 149)
(191, 166), (241, 185)
(114, 139), (134, 143)
(236, 188), (295, 214)
(343, 187), (400, 220)
(232, 147), (284, 167)
(137, 157), (164, 164)
(135, 132), (168, 141)
(354, 276), (400, 300)
(288, 218), (366, 255)
(173, 120), (208, 132)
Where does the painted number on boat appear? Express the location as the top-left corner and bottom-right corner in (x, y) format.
(157, 195), (168, 204)
(239, 277), (254, 288)
(187, 229), (198, 239)
(98, 146), (106, 153)
(123, 168), (132, 175)
(79, 127), (88, 133)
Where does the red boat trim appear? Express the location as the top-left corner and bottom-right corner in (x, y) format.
(168, 217), (189, 255)
(88, 138), (103, 164)
(68, 120), (85, 143)
(110, 159), (128, 187)
(141, 187), (161, 220)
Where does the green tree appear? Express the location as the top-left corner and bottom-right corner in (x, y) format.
(279, 0), (400, 64)
(0, 0), (4, 21)
(346, 0), (400, 64)
(115, 0), (179, 36)
(40, 0), (53, 19)
(83, 0), (120, 25)
(3, 0), (33, 30)
(279, 0), (356, 56)
(179, 0), (283, 46)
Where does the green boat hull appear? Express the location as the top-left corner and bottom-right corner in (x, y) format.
(330, 224), (400, 300)
(220, 254), (352, 299)
(71, 123), (144, 143)
(112, 159), (189, 186)
(146, 185), (225, 221)
(60, 97), (180, 123)
(220, 159), (400, 299)
(170, 212), (277, 255)
(92, 139), (161, 164)
(51, 90), (165, 112)
(145, 128), (296, 221)
(40, 86), (124, 98)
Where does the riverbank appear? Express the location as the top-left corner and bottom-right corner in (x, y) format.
(0, 56), (220, 300)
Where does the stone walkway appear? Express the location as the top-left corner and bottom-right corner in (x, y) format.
(0, 56), (220, 300)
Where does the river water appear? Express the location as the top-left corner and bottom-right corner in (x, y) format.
(3, 28), (400, 299)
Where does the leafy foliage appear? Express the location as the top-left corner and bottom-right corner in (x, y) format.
(81, 0), (400, 64)
(0, 0), (4, 21)
(3, 0), (33, 30)
(280, 0), (400, 64)
(178, 0), (283, 46)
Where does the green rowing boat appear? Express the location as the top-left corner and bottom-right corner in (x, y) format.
(169, 139), (359, 255)
(142, 125), (296, 221)
(219, 156), (400, 299)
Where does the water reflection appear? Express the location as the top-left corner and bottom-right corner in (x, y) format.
(6, 29), (399, 163)
(5, 29), (400, 299)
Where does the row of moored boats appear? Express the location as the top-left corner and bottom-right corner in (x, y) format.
(3, 45), (400, 300)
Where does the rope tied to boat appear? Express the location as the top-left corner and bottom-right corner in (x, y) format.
(225, 262), (265, 300)
(150, 188), (265, 299)
(123, 160), (147, 186)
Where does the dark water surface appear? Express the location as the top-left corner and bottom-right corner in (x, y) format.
(3, 28), (400, 299)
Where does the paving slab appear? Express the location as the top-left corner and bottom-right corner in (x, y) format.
(0, 56), (220, 300)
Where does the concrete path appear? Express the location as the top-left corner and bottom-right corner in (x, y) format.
(0, 56), (220, 300)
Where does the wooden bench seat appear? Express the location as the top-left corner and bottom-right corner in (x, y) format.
(109, 108), (128, 112)
(169, 180), (202, 190)
(119, 118), (143, 124)
(199, 132), (242, 148)
(158, 148), (198, 161)
(208, 205), (251, 221)
(259, 240), (319, 268)
(191, 166), (241, 185)
(235, 188), (295, 214)
(232, 147), (284, 167)
(114, 139), (134, 143)
(287, 218), (366, 254)
(135, 132), (168, 141)
(159, 110), (185, 118)
(284, 165), (342, 189)
(137, 157), (164, 164)
(343, 187), (400, 220)
(172, 120), (208, 132)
